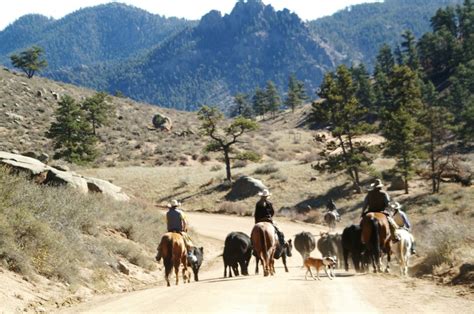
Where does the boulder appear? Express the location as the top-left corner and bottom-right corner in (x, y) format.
(117, 261), (130, 275)
(389, 176), (406, 191)
(0, 152), (49, 183)
(152, 113), (172, 131)
(44, 168), (89, 194)
(85, 177), (130, 202)
(226, 176), (267, 200)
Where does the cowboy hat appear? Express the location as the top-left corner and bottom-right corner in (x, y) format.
(258, 189), (271, 197)
(370, 179), (384, 189)
(390, 201), (402, 211)
(167, 199), (181, 207)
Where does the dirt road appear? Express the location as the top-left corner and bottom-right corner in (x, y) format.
(62, 213), (473, 313)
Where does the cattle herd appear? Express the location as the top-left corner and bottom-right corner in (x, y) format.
(157, 221), (412, 286)
(222, 225), (368, 280)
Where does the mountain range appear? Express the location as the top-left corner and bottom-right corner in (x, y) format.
(0, 0), (463, 110)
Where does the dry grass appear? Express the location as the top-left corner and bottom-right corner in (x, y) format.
(0, 167), (165, 285)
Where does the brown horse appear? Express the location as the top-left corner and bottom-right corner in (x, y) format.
(156, 232), (190, 287)
(360, 212), (392, 273)
(251, 222), (277, 277)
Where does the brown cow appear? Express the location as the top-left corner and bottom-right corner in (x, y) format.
(360, 212), (392, 273)
(251, 222), (277, 277)
(156, 232), (190, 286)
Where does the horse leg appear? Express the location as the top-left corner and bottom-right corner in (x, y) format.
(371, 251), (378, 273)
(165, 263), (171, 287)
(385, 243), (391, 273)
(174, 258), (181, 285)
(261, 252), (269, 277)
(255, 256), (259, 275)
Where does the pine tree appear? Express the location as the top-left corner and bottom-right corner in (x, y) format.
(374, 45), (395, 114)
(47, 95), (97, 163)
(10, 46), (48, 79)
(420, 82), (456, 193)
(313, 65), (373, 193)
(285, 74), (307, 113)
(383, 65), (424, 194)
(198, 106), (259, 181)
(230, 93), (253, 118)
(252, 87), (268, 118)
(351, 63), (375, 110)
(82, 92), (112, 135)
(265, 80), (281, 117)
(400, 30), (421, 71)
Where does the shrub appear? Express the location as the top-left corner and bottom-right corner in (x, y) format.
(0, 168), (165, 285)
(415, 216), (470, 275)
(232, 159), (248, 168)
(254, 163), (279, 175)
(210, 164), (222, 172)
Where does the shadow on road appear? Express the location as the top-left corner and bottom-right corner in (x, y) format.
(199, 276), (252, 284)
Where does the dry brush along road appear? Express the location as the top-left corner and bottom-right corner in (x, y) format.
(62, 213), (473, 313)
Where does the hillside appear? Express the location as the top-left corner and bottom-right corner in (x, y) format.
(1, 0), (465, 110)
(0, 64), (325, 169)
(48, 0), (335, 111)
(0, 67), (205, 168)
(0, 3), (194, 68)
(310, 0), (462, 68)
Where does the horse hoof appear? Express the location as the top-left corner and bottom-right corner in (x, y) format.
(385, 269), (390, 274)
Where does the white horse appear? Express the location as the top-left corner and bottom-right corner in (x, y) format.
(391, 228), (414, 276)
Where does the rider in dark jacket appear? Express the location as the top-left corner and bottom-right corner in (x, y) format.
(255, 191), (275, 224)
(361, 179), (391, 216)
(254, 189), (285, 253)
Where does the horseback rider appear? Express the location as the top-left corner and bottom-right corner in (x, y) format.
(326, 198), (340, 221)
(390, 202), (417, 255)
(361, 179), (391, 216)
(156, 199), (194, 261)
(254, 189), (285, 254)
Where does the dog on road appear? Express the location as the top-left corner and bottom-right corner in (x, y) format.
(303, 256), (337, 280)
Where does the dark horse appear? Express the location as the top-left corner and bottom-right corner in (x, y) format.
(156, 232), (190, 286)
(360, 212), (392, 273)
(251, 222), (277, 277)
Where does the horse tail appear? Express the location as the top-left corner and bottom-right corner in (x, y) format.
(370, 217), (380, 259)
(258, 226), (268, 264)
(164, 237), (174, 278)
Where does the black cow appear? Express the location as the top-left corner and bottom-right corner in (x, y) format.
(255, 235), (293, 274)
(187, 246), (204, 281)
(341, 224), (367, 272)
(317, 232), (343, 267)
(223, 232), (253, 278)
(294, 231), (316, 263)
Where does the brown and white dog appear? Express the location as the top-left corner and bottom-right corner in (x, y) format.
(303, 256), (337, 280)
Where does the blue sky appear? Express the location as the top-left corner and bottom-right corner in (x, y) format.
(0, 0), (382, 31)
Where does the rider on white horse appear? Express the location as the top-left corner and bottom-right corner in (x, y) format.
(326, 198), (340, 221)
(390, 202), (416, 255)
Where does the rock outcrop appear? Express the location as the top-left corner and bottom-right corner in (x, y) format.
(0, 151), (130, 201)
